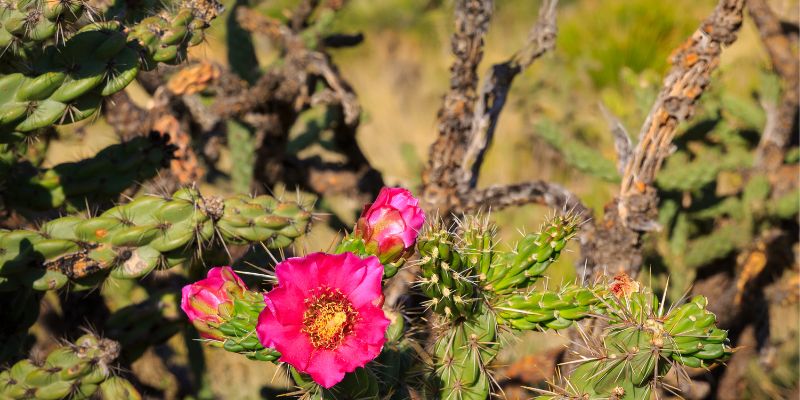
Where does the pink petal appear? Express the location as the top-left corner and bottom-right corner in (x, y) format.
(346, 256), (384, 308)
(275, 254), (321, 293)
(372, 188), (392, 208)
(256, 307), (313, 371)
(305, 350), (346, 388)
(180, 285), (201, 321)
(263, 285), (306, 326)
(216, 266), (248, 290)
(353, 306), (391, 344)
(336, 333), (385, 374)
(317, 252), (366, 295)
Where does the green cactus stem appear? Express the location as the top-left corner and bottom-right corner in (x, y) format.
(0, 0), (222, 141)
(493, 283), (605, 331)
(0, 0), (91, 65)
(429, 306), (498, 400)
(482, 214), (580, 294)
(0, 187), (311, 291)
(417, 225), (478, 319)
(0, 333), (140, 400)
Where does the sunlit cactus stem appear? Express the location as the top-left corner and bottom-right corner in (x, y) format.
(0, 0), (222, 141)
(0, 188), (311, 291)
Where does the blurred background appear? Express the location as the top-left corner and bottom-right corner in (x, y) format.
(29, 0), (798, 398)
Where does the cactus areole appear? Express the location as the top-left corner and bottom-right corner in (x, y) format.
(256, 252), (390, 388)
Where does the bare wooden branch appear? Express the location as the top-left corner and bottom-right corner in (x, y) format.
(231, 6), (384, 199)
(618, 0), (745, 231)
(578, 0), (745, 280)
(459, 0), (558, 190)
(749, 0), (799, 169)
(422, 0), (564, 220)
(459, 181), (589, 217)
(291, 0), (321, 32)
(422, 0), (493, 212)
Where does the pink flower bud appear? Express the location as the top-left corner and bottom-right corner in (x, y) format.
(355, 187), (425, 263)
(181, 267), (248, 339)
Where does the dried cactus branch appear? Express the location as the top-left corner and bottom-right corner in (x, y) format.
(423, 0), (564, 220)
(749, 0), (799, 167)
(422, 0), (493, 213)
(618, 0), (745, 229)
(459, 181), (588, 217)
(581, 0), (746, 279)
(460, 0), (558, 190)
(599, 103), (632, 176)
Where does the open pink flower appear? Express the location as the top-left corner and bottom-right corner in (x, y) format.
(256, 252), (390, 388)
(355, 187), (425, 263)
(181, 267), (247, 340)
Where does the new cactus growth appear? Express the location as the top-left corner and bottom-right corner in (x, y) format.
(494, 283), (603, 331)
(0, 333), (140, 399)
(0, 187), (311, 290)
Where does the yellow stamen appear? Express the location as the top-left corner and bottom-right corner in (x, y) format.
(302, 287), (359, 349)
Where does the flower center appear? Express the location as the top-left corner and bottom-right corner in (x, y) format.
(302, 287), (359, 350)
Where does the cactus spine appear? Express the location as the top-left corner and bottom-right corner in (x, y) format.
(0, 187), (311, 291)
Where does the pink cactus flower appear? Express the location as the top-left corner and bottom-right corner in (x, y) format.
(256, 252), (390, 388)
(181, 267), (247, 340)
(355, 187), (425, 263)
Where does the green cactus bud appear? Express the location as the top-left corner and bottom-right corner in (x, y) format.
(484, 214), (580, 294)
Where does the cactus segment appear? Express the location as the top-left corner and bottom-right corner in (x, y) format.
(483, 214), (579, 294)
(494, 283), (604, 331)
(536, 278), (733, 399)
(0, 0), (222, 140)
(0, 188), (311, 290)
(417, 226), (478, 319)
(0, 334), (139, 400)
(430, 306), (497, 400)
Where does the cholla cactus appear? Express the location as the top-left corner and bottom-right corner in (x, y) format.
(180, 189), (732, 399)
